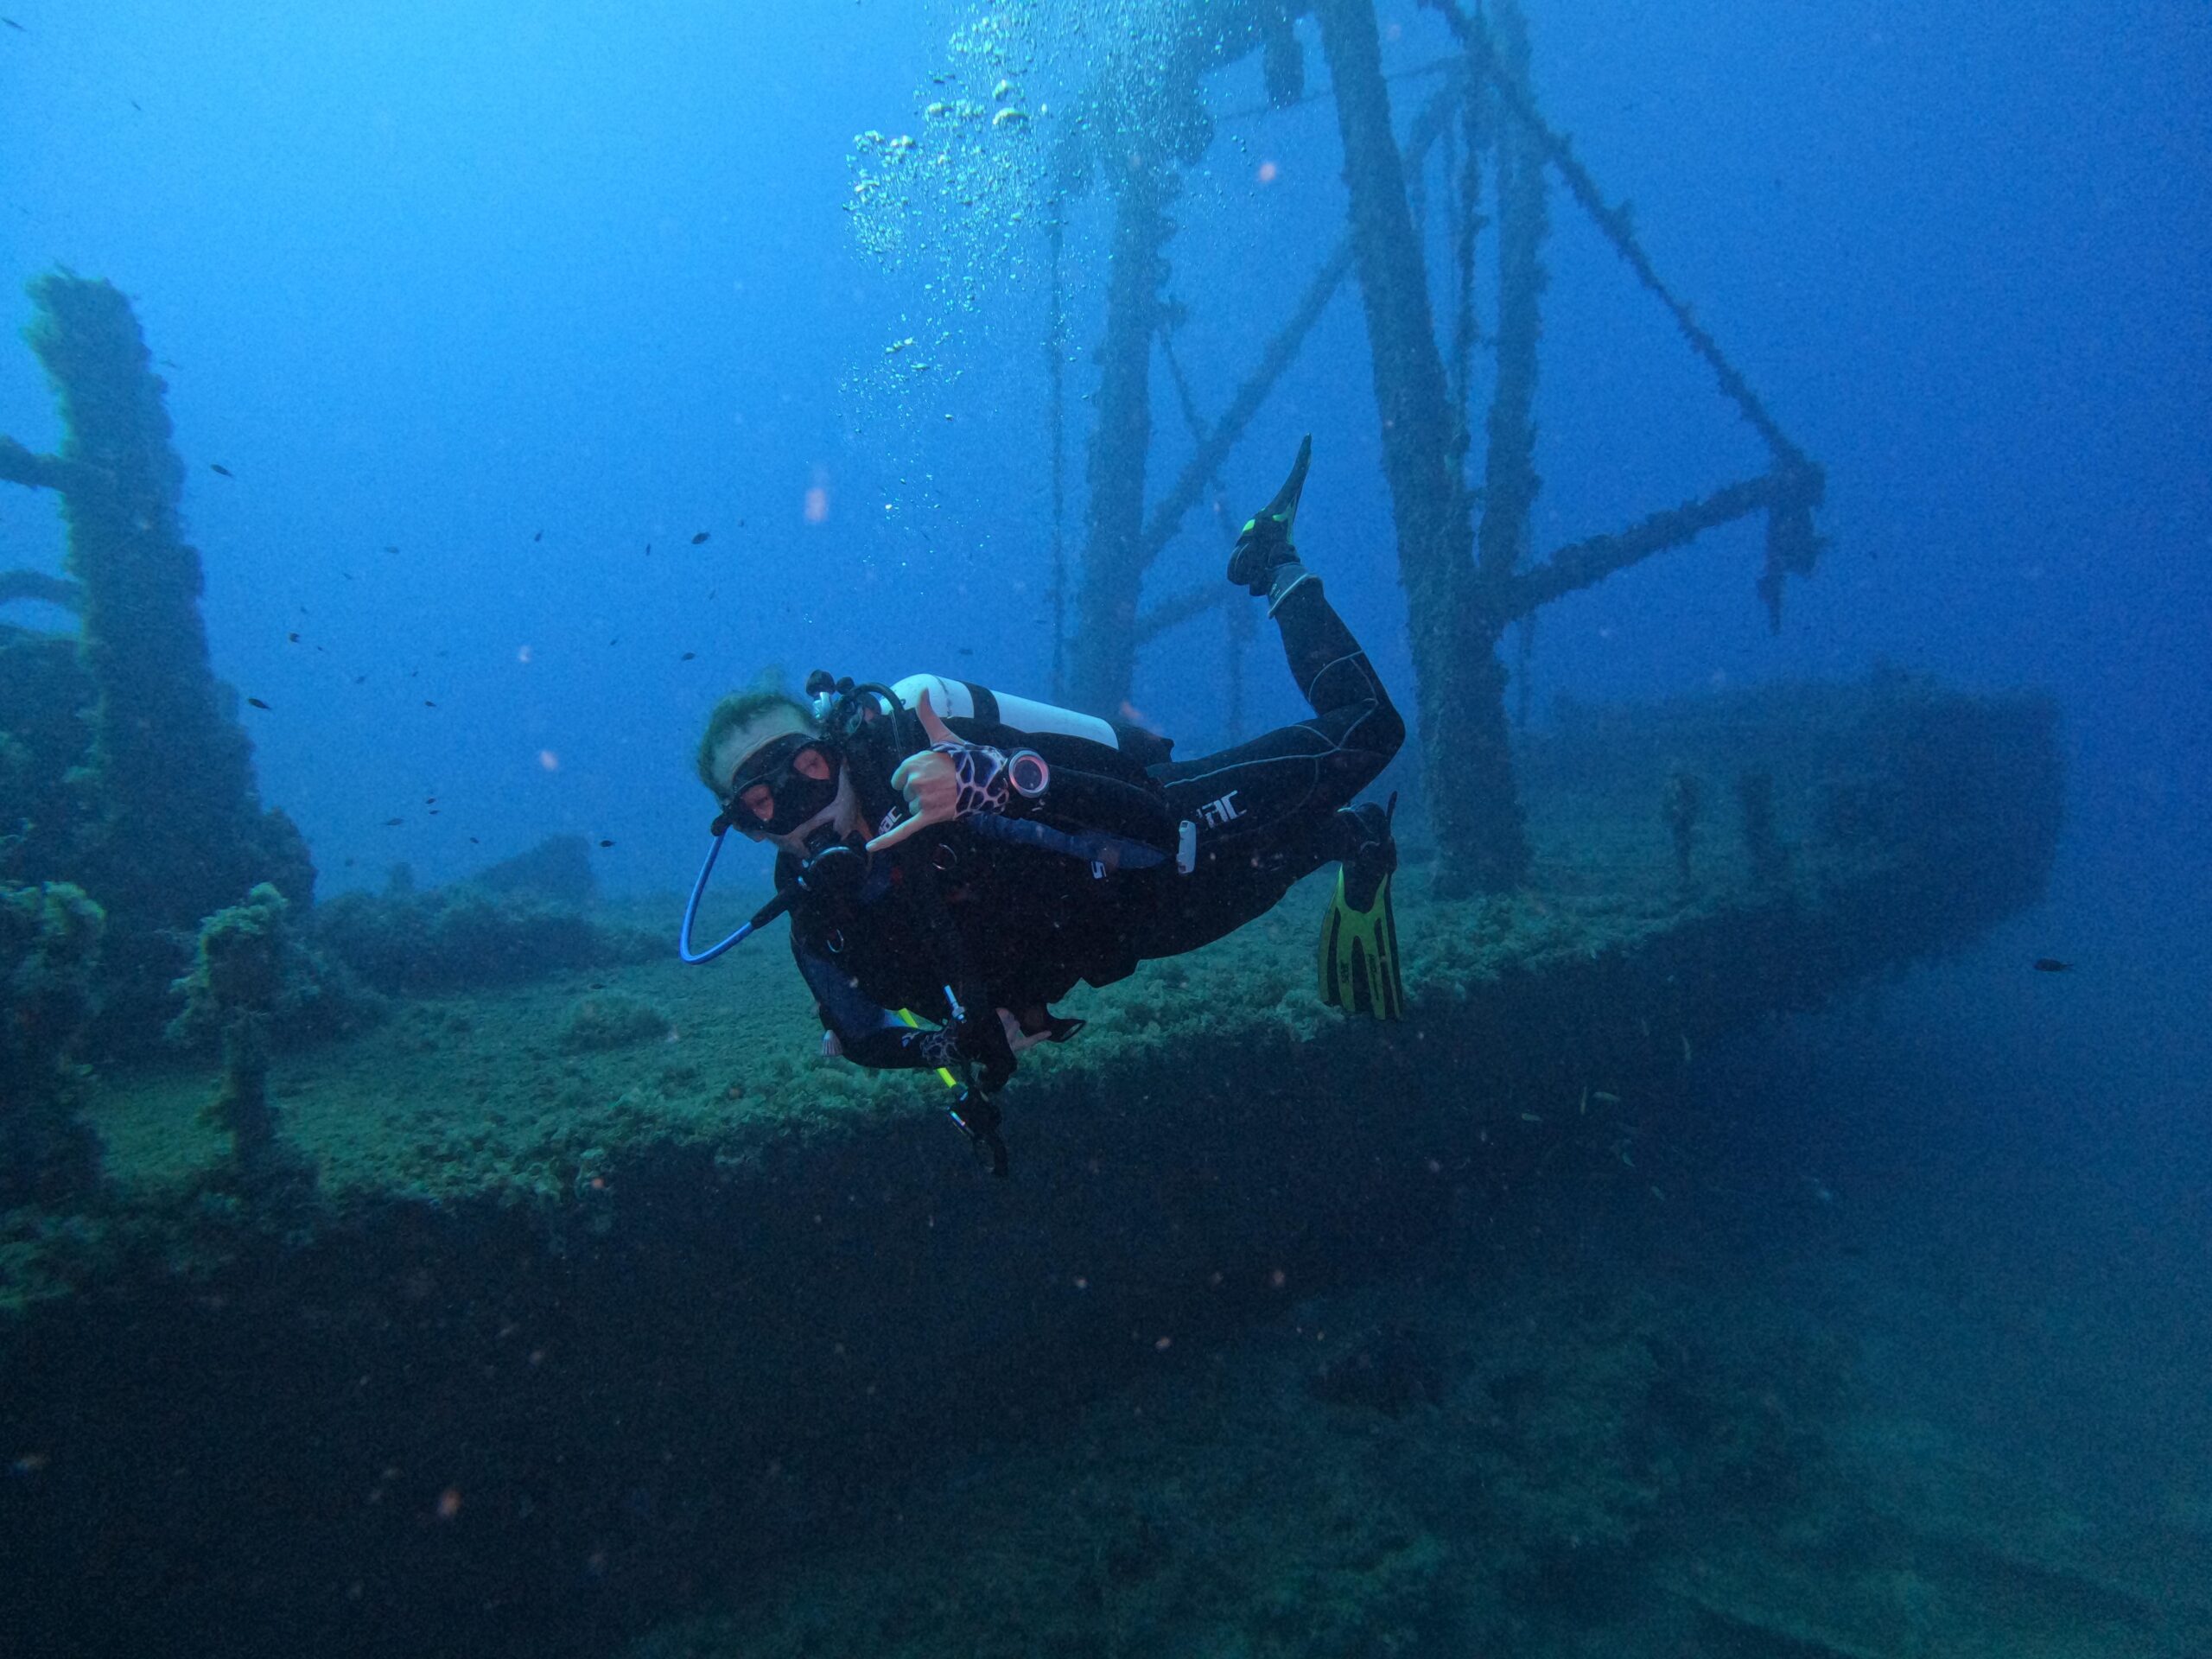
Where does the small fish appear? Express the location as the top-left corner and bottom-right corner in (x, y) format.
(468, 836), (480, 844)
(598, 839), (615, 849)
(3, 17), (24, 31)
(209, 463), (234, 478)
(533, 530), (543, 543)
(608, 637), (620, 646)
(2033, 958), (2072, 973)
(425, 797), (436, 804)
(382, 544), (400, 554)
(690, 531), (710, 544)
(957, 646), (975, 656)
(423, 700), (437, 709)
(287, 631), (301, 643)
(352, 674), (367, 684)
(644, 543), (652, 556)
(680, 652), (696, 661)
(384, 817), (404, 827)
(246, 696), (272, 710)
(130, 99), (142, 112)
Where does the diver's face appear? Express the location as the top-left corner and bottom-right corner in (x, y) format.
(712, 711), (841, 855)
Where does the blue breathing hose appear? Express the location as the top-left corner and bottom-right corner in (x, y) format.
(677, 829), (795, 963)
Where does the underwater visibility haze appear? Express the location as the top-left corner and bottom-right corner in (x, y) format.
(2, 1), (2209, 1655)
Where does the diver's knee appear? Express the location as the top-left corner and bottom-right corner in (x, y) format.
(1332, 728), (1395, 802)
(1363, 697), (1407, 763)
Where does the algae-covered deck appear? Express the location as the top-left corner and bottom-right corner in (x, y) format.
(0, 675), (2064, 1657)
(56, 673), (2059, 1225)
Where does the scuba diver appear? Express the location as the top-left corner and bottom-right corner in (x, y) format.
(679, 439), (1406, 1174)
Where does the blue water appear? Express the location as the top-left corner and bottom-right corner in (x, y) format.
(4, 0), (2208, 1652)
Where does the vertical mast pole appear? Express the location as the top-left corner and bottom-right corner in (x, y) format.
(1314, 0), (1527, 891)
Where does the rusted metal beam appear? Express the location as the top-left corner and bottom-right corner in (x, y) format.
(1504, 467), (1822, 621)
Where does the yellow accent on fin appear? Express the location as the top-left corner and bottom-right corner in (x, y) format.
(1317, 867), (1403, 1020)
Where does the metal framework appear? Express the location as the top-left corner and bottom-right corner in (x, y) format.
(1036, 0), (1823, 890)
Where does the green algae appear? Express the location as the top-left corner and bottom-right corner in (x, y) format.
(76, 847), (1657, 1208)
(35, 861), (1633, 1270)
(3, 677), (2060, 1306)
(558, 990), (676, 1053)
(0, 879), (104, 1205)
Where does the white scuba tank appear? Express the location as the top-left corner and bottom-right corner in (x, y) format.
(887, 673), (1126, 751)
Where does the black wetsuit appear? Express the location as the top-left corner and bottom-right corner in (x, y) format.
(785, 576), (1404, 1077)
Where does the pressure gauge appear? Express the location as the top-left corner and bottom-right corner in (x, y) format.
(1007, 749), (1050, 799)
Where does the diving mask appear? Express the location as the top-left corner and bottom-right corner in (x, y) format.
(723, 731), (842, 837)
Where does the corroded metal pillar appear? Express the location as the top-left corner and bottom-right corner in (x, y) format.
(1314, 0), (1527, 891)
(0, 274), (312, 932)
(1067, 156), (1175, 716)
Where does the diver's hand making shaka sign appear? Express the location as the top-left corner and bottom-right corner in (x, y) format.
(866, 689), (1028, 853)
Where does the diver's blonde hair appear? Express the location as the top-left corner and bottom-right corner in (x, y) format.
(693, 682), (816, 794)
